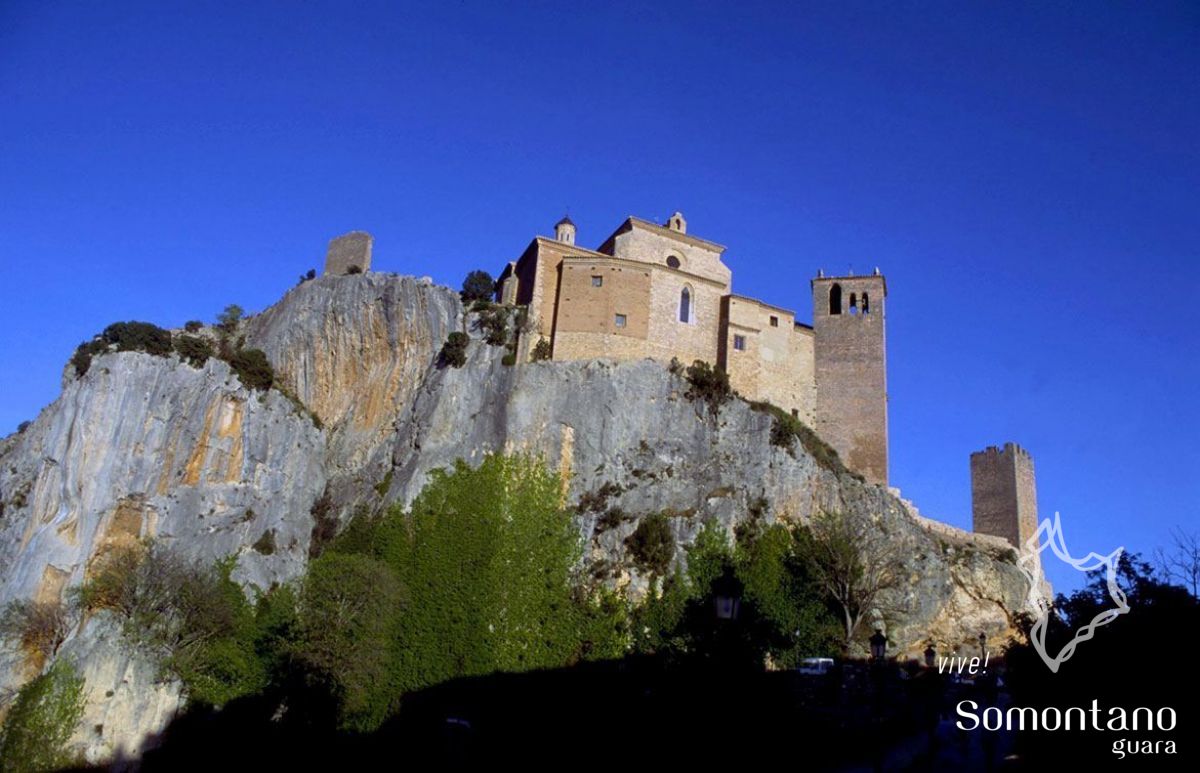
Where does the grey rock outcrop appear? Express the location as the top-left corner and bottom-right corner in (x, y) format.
(0, 272), (1032, 763)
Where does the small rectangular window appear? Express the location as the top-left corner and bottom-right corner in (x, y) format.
(614, 313), (627, 328)
(591, 275), (603, 287)
(733, 335), (746, 351)
(769, 316), (779, 327)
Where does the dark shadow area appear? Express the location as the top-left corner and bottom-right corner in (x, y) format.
(126, 656), (939, 770)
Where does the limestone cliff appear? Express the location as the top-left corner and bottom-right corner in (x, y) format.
(0, 272), (1032, 763)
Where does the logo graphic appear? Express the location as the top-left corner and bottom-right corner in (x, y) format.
(1017, 512), (1129, 672)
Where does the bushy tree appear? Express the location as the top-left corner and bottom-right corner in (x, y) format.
(173, 334), (214, 368)
(227, 347), (274, 391)
(0, 660), (87, 772)
(216, 304), (244, 335)
(438, 331), (469, 368)
(460, 270), (496, 303)
(293, 552), (406, 731)
(384, 454), (586, 686)
(626, 513), (675, 576)
(74, 544), (266, 707)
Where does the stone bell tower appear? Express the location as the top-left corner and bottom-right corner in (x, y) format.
(812, 269), (889, 486)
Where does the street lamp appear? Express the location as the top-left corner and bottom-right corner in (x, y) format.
(978, 631), (987, 659)
(713, 572), (741, 621)
(869, 629), (888, 661)
(924, 644), (936, 669)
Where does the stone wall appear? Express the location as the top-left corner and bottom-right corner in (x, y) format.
(813, 274), (888, 486)
(602, 218), (731, 287)
(554, 259), (652, 345)
(721, 295), (816, 422)
(323, 231), (372, 276)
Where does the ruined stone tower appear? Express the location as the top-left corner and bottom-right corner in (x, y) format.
(971, 443), (1039, 550)
(324, 231), (373, 276)
(812, 271), (888, 486)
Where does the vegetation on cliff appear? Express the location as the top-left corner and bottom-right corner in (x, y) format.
(0, 660), (87, 772)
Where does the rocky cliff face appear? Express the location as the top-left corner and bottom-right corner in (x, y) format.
(0, 272), (1032, 763)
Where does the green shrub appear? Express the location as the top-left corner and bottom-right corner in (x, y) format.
(683, 360), (732, 413)
(173, 334), (214, 368)
(70, 321), (174, 377)
(476, 306), (509, 346)
(0, 660), (86, 772)
(749, 401), (860, 479)
(531, 337), (552, 361)
(501, 353), (516, 367)
(227, 348), (274, 391)
(252, 529), (276, 555)
(16, 421), (30, 434)
(298, 269), (317, 284)
(184, 320), (204, 333)
(460, 270), (496, 303)
(626, 513), (675, 576)
(438, 332), (469, 368)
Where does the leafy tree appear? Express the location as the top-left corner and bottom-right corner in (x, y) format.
(802, 510), (902, 648)
(216, 304), (244, 335)
(460, 270), (496, 303)
(74, 544), (266, 707)
(293, 552), (406, 731)
(383, 455), (586, 688)
(0, 660), (87, 772)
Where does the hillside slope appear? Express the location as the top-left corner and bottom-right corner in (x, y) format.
(0, 272), (1031, 763)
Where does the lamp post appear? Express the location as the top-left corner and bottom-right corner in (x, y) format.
(713, 572), (741, 622)
(869, 629), (888, 661)
(978, 631), (987, 659)
(924, 644), (936, 669)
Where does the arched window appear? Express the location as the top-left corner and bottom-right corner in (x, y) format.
(679, 286), (691, 323)
(829, 283), (842, 315)
(666, 255), (681, 269)
(849, 293), (859, 315)
(862, 292), (870, 314)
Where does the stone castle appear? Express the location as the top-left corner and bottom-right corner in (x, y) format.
(322, 215), (1038, 552)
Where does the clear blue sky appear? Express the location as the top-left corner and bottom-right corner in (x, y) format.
(2, 2), (1197, 590)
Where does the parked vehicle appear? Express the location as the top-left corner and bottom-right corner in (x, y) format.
(797, 657), (835, 675)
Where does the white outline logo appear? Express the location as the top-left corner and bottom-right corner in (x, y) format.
(1017, 512), (1129, 672)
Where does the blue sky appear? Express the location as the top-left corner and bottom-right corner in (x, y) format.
(1, 2), (1197, 590)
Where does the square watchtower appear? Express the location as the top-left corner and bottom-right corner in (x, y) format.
(971, 443), (1039, 550)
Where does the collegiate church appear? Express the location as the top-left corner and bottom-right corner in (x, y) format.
(494, 212), (889, 487)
